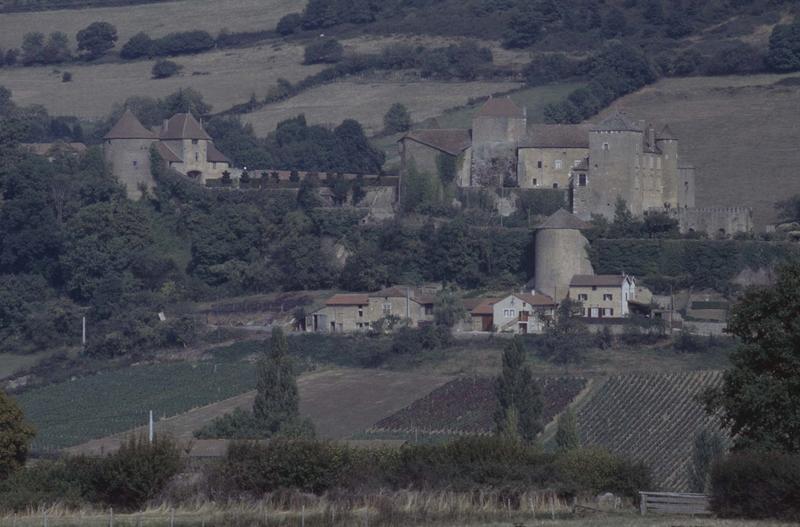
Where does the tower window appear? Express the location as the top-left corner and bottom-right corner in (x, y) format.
(552, 183), (558, 189)
(554, 159), (563, 169)
(195, 152), (199, 161)
(603, 143), (609, 151)
(537, 161), (542, 168)
(192, 139), (199, 145)
(533, 178), (537, 186)
(578, 174), (587, 186)
(132, 160), (138, 167)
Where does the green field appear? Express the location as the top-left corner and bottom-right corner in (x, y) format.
(15, 343), (257, 451)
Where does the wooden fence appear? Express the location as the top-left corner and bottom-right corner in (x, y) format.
(639, 492), (711, 515)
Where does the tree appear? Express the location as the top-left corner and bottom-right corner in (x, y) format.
(0, 389), (36, 479)
(21, 32), (45, 65)
(688, 428), (726, 493)
(252, 327), (304, 435)
(151, 59), (181, 79)
(42, 32), (72, 64)
(555, 407), (580, 452)
(766, 18), (800, 73)
(383, 102), (411, 133)
(704, 262), (800, 453)
(76, 21), (118, 60)
(602, 8), (627, 38)
(277, 13), (303, 35)
(432, 285), (467, 328)
(776, 194), (800, 223)
(503, 6), (542, 49)
(608, 198), (642, 238)
(541, 298), (591, 365)
(494, 336), (543, 442)
(303, 38), (343, 64)
(120, 32), (154, 59)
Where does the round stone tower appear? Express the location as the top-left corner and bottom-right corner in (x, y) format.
(534, 209), (594, 301)
(103, 109), (157, 199)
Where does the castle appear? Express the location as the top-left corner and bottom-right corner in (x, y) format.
(400, 97), (752, 235)
(103, 110), (232, 198)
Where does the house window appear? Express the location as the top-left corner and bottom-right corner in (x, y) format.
(503, 309), (516, 318)
(552, 183), (559, 189)
(554, 159), (563, 169)
(577, 293), (588, 301)
(592, 286), (597, 291)
(192, 139), (199, 145)
(605, 308), (614, 316)
(533, 178), (538, 186)
(573, 159), (582, 167)
(603, 143), (609, 151)
(578, 174), (587, 186)
(537, 160), (542, 168)
(358, 307), (364, 317)
(383, 303), (392, 315)
(132, 160), (138, 167)
(581, 308), (587, 316)
(603, 294), (613, 301)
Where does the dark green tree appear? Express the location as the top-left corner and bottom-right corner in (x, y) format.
(21, 32), (45, 65)
(503, 6), (542, 49)
(555, 407), (580, 452)
(0, 390), (35, 479)
(252, 327), (302, 434)
(277, 13), (303, 35)
(704, 262), (800, 452)
(303, 38), (344, 64)
(767, 18), (800, 73)
(151, 59), (181, 79)
(76, 22), (118, 60)
(608, 198), (643, 238)
(494, 336), (543, 442)
(383, 102), (411, 133)
(42, 32), (72, 64)
(120, 32), (154, 59)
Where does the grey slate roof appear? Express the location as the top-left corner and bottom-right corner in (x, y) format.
(593, 112), (643, 133)
(401, 129), (471, 156)
(536, 209), (592, 230)
(657, 125), (678, 141)
(475, 97), (525, 119)
(520, 124), (592, 149)
(104, 110), (157, 140)
(570, 274), (629, 287)
(160, 113), (212, 140)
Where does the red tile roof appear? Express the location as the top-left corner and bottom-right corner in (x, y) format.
(207, 142), (230, 163)
(402, 129), (471, 156)
(513, 292), (557, 306)
(471, 298), (499, 315)
(476, 97), (525, 119)
(536, 209), (592, 230)
(326, 294), (369, 306)
(570, 274), (629, 287)
(104, 109), (157, 140)
(160, 113), (212, 140)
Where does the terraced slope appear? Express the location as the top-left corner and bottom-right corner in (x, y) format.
(577, 370), (725, 492)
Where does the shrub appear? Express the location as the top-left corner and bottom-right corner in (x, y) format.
(705, 43), (765, 75)
(0, 456), (96, 511)
(61, 71), (72, 82)
(554, 447), (651, 498)
(277, 13), (303, 36)
(120, 32), (154, 59)
(0, 390), (36, 480)
(711, 452), (800, 520)
(153, 30), (215, 57)
(91, 434), (183, 510)
(304, 38), (344, 64)
(383, 102), (411, 134)
(151, 59), (181, 79)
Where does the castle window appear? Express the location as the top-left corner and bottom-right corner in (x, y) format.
(192, 139), (199, 145)
(533, 178), (538, 186)
(578, 174), (587, 186)
(195, 152), (199, 161)
(552, 183), (559, 189)
(132, 160), (137, 167)
(554, 159), (563, 169)
(537, 160), (542, 168)
(603, 143), (609, 151)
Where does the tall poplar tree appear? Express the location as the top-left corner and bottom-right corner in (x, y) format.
(494, 337), (543, 441)
(253, 327), (300, 434)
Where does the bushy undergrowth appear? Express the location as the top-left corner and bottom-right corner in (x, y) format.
(711, 452), (800, 520)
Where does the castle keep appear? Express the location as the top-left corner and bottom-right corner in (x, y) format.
(104, 110), (232, 198)
(400, 97), (752, 235)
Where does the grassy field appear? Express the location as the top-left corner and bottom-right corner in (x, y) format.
(0, 0), (304, 50)
(600, 73), (800, 228)
(0, 42), (321, 119)
(0, 350), (63, 379)
(242, 79), (524, 136)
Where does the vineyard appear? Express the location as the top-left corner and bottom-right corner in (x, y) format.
(577, 370), (725, 492)
(367, 376), (587, 437)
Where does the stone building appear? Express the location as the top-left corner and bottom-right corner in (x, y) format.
(534, 209), (595, 301)
(104, 110), (231, 199)
(400, 99), (751, 236)
(568, 274), (636, 318)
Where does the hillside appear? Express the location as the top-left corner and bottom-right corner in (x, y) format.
(601, 74), (800, 228)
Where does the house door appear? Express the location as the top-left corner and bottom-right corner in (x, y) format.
(481, 316), (493, 331)
(519, 323), (527, 334)
(590, 308), (599, 318)
(330, 321), (336, 332)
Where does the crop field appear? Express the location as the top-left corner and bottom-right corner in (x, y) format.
(577, 370), (724, 492)
(0, 42), (321, 119)
(242, 79), (524, 136)
(0, 0), (304, 50)
(366, 376), (587, 438)
(602, 73), (800, 228)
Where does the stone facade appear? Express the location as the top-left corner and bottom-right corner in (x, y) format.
(569, 274), (636, 318)
(309, 287), (437, 333)
(491, 293), (556, 334)
(666, 207), (754, 237)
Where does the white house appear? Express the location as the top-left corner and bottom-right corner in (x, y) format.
(568, 274), (636, 318)
(491, 292), (557, 334)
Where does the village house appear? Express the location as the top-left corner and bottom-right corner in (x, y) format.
(467, 292), (556, 334)
(309, 286), (437, 333)
(568, 274), (636, 319)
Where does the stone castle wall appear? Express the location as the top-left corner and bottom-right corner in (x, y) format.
(666, 207), (753, 236)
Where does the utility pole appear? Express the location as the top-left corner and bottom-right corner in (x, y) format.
(148, 410), (154, 443)
(82, 316), (86, 349)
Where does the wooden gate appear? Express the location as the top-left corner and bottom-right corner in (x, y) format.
(639, 492), (711, 515)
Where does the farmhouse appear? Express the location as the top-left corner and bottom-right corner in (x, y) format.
(482, 292), (557, 334)
(400, 97), (752, 235)
(103, 110), (232, 199)
(569, 274), (636, 319)
(309, 286), (437, 333)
